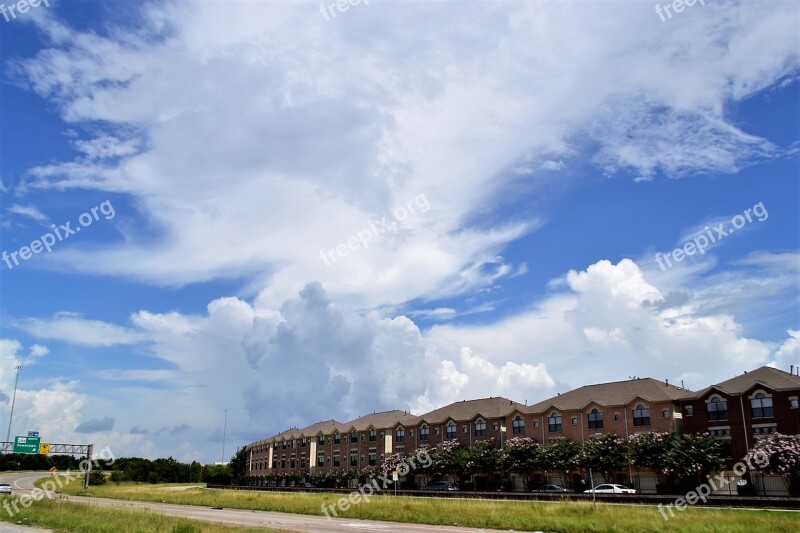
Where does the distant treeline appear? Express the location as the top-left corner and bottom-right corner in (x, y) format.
(0, 453), (82, 471)
(0, 447), (248, 485)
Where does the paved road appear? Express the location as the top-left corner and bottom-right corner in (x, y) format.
(0, 472), (52, 533)
(3, 471), (527, 533)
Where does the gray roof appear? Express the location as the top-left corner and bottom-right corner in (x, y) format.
(417, 397), (525, 424)
(525, 378), (695, 413)
(695, 366), (800, 397)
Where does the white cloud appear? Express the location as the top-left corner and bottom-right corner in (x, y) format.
(17, 313), (142, 347)
(7, 204), (47, 223)
(6, 0), (795, 311)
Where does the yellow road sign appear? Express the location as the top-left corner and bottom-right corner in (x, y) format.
(39, 442), (50, 455)
(49, 466), (57, 473)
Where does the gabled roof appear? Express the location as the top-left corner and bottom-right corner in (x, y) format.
(298, 419), (341, 437)
(418, 397), (525, 424)
(694, 366), (800, 398)
(343, 410), (418, 431)
(525, 378), (695, 413)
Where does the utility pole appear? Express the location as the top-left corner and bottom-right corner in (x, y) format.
(5, 365), (22, 444)
(221, 408), (229, 464)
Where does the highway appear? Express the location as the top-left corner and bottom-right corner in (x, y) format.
(1, 471), (525, 533)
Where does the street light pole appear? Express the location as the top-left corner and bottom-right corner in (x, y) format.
(5, 365), (22, 444)
(221, 408), (229, 464)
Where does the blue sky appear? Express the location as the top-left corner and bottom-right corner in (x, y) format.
(0, 0), (798, 462)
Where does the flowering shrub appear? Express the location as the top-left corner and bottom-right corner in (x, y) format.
(744, 433), (800, 478)
(580, 434), (629, 475)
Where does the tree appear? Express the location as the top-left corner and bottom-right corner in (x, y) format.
(500, 437), (539, 490)
(744, 433), (800, 494)
(229, 447), (248, 479)
(428, 440), (464, 480)
(628, 432), (674, 478)
(580, 434), (629, 479)
(665, 433), (724, 485)
(538, 439), (580, 487)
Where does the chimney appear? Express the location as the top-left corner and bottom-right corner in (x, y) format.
(681, 380), (685, 389)
(665, 378), (669, 387)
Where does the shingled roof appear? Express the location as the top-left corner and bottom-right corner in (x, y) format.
(417, 397), (525, 424)
(695, 366), (800, 397)
(525, 378), (695, 413)
(337, 410), (418, 432)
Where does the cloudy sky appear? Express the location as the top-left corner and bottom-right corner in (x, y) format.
(0, 0), (798, 462)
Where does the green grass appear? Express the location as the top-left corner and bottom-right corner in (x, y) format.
(42, 476), (800, 532)
(0, 496), (291, 533)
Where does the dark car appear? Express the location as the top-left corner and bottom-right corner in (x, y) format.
(423, 480), (459, 491)
(531, 484), (569, 493)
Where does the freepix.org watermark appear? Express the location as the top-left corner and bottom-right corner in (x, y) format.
(2, 200), (115, 270)
(319, 0), (368, 21)
(2, 446), (115, 518)
(655, 0), (708, 23)
(319, 193), (430, 267)
(1, 0), (49, 23)
(655, 201), (767, 271)
(321, 449), (432, 520)
(657, 450), (769, 520)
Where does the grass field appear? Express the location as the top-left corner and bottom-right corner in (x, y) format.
(42, 475), (800, 532)
(0, 496), (291, 533)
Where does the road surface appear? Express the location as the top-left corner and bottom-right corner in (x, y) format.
(2, 471), (532, 533)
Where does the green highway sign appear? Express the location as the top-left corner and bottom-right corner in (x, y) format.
(13, 436), (41, 454)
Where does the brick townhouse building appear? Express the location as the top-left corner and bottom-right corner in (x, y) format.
(245, 365), (800, 483)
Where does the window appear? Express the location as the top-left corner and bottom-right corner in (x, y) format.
(662, 409), (670, 418)
(707, 397), (728, 421)
(475, 419), (486, 437)
(614, 413), (621, 422)
(395, 446), (405, 453)
(633, 404), (650, 427)
(368, 448), (377, 466)
(751, 393), (774, 418)
(334, 433), (341, 444)
(369, 429), (377, 441)
(571, 417), (578, 425)
(396, 426), (405, 442)
(588, 409), (604, 430)
(318, 452), (325, 466)
(420, 424), (430, 441)
(290, 458), (295, 468)
(533, 419), (539, 428)
(350, 431), (358, 443)
(512, 416), (525, 435)
(446, 422), (456, 440)
(548, 413), (562, 432)
(281, 459), (286, 468)
(493, 422), (499, 431)
(350, 450), (358, 467)
(301, 438), (307, 447)
(790, 397), (799, 409)
(685, 405), (694, 417)
(333, 451), (340, 467)
(318, 434), (325, 445)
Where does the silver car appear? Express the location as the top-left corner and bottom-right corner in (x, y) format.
(0, 483), (12, 495)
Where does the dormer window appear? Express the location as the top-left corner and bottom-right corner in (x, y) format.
(751, 392), (774, 418)
(475, 419), (486, 437)
(707, 396), (728, 422)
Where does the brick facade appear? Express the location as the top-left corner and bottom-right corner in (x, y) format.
(245, 366), (800, 478)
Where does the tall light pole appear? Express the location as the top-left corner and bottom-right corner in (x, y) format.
(5, 365), (22, 444)
(221, 408), (229, 464)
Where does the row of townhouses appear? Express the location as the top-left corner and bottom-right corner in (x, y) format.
(245, 365), (800, 483)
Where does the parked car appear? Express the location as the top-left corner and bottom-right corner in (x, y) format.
(300, 482), (316, 488)
(584, 484), (637, 494)
(531, 484), (569, 493)
(423, 481), (459, 491)
(0, 483), (11, 495)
